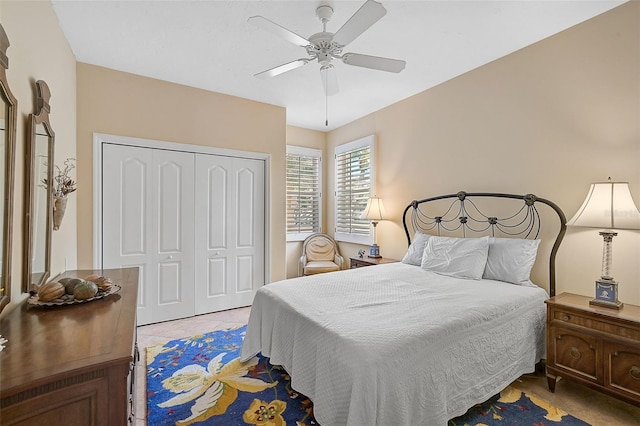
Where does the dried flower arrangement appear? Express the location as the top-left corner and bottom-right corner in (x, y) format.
(41, 158), (76, 230)
(42, 157), (77, 198)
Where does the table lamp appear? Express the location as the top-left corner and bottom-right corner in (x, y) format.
(360, 196), (386, 258)
(567, 179), (640, 309)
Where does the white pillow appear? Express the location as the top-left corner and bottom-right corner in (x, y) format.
(420, 236), (489, 280)
(401, 231), (432, 266)
(483, 237), (541, 286)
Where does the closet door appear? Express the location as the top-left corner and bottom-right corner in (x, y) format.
(102, 144), (195, 325)
(194, 154), (265, 314)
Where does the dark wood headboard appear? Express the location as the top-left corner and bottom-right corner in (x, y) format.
(402, 191), (567, 296)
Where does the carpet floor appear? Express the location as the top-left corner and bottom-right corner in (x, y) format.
(146, 325), (589, 426)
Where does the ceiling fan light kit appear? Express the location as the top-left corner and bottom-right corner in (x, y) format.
(249, 0), (406, 126)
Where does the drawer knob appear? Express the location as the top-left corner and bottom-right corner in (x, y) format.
(570, 347), (581, 359)
(562, 314), (570, 321)
(630, 366), (640, 380)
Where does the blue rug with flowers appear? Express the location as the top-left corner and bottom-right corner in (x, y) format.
(146, 325), (590, 426)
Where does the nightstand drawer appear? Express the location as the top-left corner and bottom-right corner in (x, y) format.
(552, 309), (640, 341)
(605, 342), (640, 400)
(550, 326), (601, 383)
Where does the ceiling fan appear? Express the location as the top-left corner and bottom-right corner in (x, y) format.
(248, 0), (406, 98)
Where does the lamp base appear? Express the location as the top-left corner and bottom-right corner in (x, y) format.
(368, 244), (381, 258)
(589, 278), (623, 310)
(589, 298), (623, 310)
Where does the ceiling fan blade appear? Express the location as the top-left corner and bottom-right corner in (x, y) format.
(254, 59), (309, 79)
(342, 53), (406, 73)
(248, 16), (310, 47)
(320, 65), (339, 96)
(333, 0), (386, 47)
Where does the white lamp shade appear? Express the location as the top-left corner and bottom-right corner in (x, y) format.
(567, 181), (640, 230)
(360, 196), (386, 221)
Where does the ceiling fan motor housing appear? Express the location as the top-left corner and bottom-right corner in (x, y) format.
(308, 32), (342, 66)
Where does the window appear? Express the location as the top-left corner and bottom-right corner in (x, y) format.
(286, 146), (322, 241)
(334, 135), (374, 244)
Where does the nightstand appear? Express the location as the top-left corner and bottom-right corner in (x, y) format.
(350, 256), (397, 269)
(545, 292), (640, 407)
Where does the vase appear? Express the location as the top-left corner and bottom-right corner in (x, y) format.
(53, 196), (68, 231)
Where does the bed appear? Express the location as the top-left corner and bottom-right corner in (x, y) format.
(240, 191), (567, 425)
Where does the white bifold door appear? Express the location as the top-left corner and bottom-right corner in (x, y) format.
(102, 143), (265, 325)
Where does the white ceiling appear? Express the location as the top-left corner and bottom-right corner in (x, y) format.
(52, 0), (625, 131)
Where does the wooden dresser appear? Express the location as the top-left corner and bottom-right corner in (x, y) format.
(0, 267), (139, 425)
(545, 292), (640, 406)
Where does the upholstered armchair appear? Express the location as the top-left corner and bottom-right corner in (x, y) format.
(299, 233), (344, 276)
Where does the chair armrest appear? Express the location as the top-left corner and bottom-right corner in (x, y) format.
(334, 254), (344, 269)
(298, 255), (307, 277)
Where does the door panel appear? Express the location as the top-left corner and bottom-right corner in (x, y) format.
(237, 168), (255, 247)
(148, 149), (195, 324)
(103, 145), (153, 319)
(158, 261), (181, 303)
(120, 158), (146, 255)
(208, 165), (227, 248)
(237, 255), (253, 292)
(136, 263), (147, 309)
(207, 258), (226, 296)
(103, 144), (195, 325)
(195, 155), (265, 314)
(158, 161), (183, 252)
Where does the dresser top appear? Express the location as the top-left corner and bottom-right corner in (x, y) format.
(0, 267), (139, 395)
(546, 292), (640, 324)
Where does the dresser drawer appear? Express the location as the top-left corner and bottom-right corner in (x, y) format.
(1, 373), (110, 425)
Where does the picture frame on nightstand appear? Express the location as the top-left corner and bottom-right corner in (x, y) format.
(589, 278), (623, 309)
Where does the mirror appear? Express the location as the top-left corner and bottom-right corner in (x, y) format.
(0, 24), (18, 312)
(24, 80), (54, 292)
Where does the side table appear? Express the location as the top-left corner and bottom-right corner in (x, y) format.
(350, 256), (397, 269)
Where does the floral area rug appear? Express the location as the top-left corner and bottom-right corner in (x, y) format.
(146, 325), (590, 426)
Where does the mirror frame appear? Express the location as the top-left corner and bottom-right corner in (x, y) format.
(0, 24), (18, 312)
(23, 80), (54, 292)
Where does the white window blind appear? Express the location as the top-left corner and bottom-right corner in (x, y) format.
(286, 146), (322, 241)
(334, 135), (374, 244)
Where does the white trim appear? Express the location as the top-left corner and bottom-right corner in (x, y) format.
(92, 132), (271, 283)
(335, 134), (374, 155)
(287, 145), (321, 158)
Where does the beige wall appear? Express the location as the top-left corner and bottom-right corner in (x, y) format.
(76, 63), (287, 281)
(327, 2), (640, 304)
(1, 1), (77, 317)
(2, 0), (638, 313)
(284, 126), (327, 278)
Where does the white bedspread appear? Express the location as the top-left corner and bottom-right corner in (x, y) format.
(240, 262), (548, 426)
